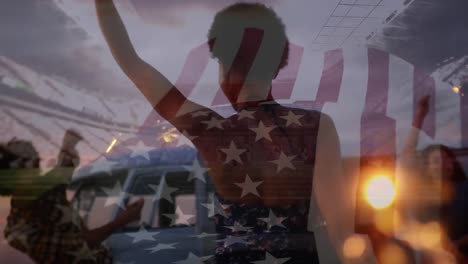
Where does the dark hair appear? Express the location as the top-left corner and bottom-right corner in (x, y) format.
(4, 139), (40, 169)
(0, 144), (15, 169)
(207, 3), (289, 80)
(420, 144), (466, 184)
(0, 139), (40, 196)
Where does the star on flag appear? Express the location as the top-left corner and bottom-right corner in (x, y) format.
(145, 243), (178, 253)
(280, 111), (303, 127)
(184, 158), (209, 183)
(148, 177), (178, 203)
(163, 206), (195, 226)
(126, 226), (159, 243)
(237, 109), (256, 120)
(128, 139), (153, 160)
(259, 210), (287, 230)
(101, 181), (127, 208)
(201, 117), (224, 130)
(234, 174), (263, 197)
(201, 193), (230, 218)
(249, 121), (276, 142)
(56, 204), (82, 227)
(220, 141), (246, 164)
(269, 152), (296, 173)
(173, 252), (213, 264)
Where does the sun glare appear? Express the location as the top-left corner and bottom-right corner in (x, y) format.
(365, 176), (396, 209)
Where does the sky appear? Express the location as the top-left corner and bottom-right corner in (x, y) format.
(373, 0), (468, 72)
(2, 0), (465, 97)
(0, 0), (466, 157)
(0, 0), (403, 98)
(0, 0), (137, 97)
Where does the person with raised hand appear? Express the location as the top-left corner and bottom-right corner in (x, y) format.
(96, 1), (353, 263)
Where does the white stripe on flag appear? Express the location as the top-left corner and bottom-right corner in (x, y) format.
(324, 47), (369, 157)
(387, 53), (415, 154)
(289, 49), (324, 103)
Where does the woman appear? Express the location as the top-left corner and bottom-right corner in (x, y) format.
(96, 1), (353, 263)
(401, 95), (467, 262)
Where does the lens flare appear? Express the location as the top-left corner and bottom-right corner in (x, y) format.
(418, 222), (442, 249)
(106, 138), (117, 153)
(378, 243), (409, 264)
(343, 235), (367, 259)
(365, 176), (396, 209)
(160, 128), (179, 143)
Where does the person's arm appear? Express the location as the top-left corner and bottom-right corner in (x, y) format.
(95, 0), (211, 120)
(402, 95), (430, 163)
(312, 114), (353, 263)
(81, 198), (144, 248)
(397, 96), (430, 224)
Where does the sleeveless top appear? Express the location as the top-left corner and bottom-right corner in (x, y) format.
(211, 193), (320, 263)
(171, 102), (323, 263)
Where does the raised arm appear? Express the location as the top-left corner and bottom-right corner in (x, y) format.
(401, 95), (430, 163)
(312, 114), (353, 263)
(95, 0), (209, 120)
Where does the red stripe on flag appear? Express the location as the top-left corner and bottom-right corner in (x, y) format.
(360, 48), (395, 156)
(357, 48), (396, 234)
(413, 69), (436, 138)
(315, 49), (344, 104)
(363, 48), (390, 115)
(211, 28), (267, 106)
(137, 87), (187, 143)
(154, 87), (188, 121)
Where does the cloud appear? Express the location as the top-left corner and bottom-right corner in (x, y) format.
(0, 0), (280, 98)
(0, 0), (136, 97)
(375, 0), (468, 71)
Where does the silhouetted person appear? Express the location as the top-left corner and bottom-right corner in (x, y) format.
(1, 134), (144, 263)
(400, 96), (468, 262)
(97, 1), (353, 263)
(57, 129), (82, 168)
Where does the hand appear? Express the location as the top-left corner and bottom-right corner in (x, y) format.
(115, 198), (144, 226)
(414, 95), (430, 128)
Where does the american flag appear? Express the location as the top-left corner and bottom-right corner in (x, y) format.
(104, 42), (466, 162)
(82, 41), (467, 263)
